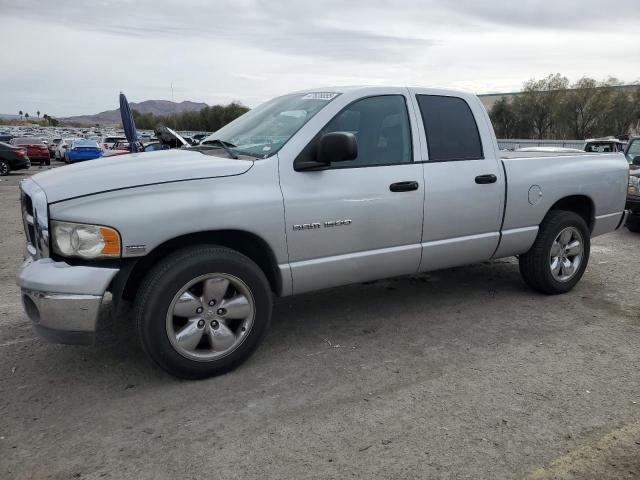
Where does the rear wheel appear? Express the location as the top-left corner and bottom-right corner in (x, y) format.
(0, 160), (9, 176)
(134, 245), (272, 379)
(519, 210), (590, 294)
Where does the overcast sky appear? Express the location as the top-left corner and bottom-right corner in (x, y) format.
(1, 0), (639, 117)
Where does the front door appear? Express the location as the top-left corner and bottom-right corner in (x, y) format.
(279, 92), (424, 294)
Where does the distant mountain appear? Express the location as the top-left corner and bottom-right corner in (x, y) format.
(61, 100), (209, 126)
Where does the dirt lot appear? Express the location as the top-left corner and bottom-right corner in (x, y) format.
(1, 165), (639, 479)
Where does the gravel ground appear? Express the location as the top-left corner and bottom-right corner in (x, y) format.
(1, 165), (639, 480)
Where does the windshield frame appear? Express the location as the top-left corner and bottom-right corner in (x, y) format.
(201, 92), (341, 159)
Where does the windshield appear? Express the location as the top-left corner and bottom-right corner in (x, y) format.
(626, 139), (640, 163)
(73, 139), (100, 148)
(201, 92), (339, 158)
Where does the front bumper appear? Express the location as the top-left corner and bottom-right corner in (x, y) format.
(17, 257), (119, 345)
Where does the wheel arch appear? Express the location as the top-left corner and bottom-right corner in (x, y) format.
(116, 230), (283, 303)
(547, 195), (595, 232)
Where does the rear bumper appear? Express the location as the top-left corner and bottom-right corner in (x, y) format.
(11, 157), (30, 170)
(69, 154), (102, 162)
(17, 257), (119, 345)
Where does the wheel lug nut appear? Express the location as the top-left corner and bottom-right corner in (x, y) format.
(197, 319), (205, 328)
(196, 307), (203, 314)
(210, 320), (219, 329)
(241, 327), (246, 332)
(217, 308), (226, 316)
(208, 300), (216, 306)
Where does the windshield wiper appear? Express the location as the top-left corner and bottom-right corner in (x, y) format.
(204, 139), (238, 159)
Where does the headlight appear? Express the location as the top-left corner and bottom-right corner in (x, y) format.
(629, 175), (640, 195)
(51, 221), (121, 259)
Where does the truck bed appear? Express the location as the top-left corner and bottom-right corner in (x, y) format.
(495, 151), (628, 260)
(500, 151), (597, 159)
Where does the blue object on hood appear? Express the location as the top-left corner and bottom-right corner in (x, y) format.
(119, 92), (140, 153)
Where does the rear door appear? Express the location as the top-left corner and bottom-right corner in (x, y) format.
(408, 90), (505, 271)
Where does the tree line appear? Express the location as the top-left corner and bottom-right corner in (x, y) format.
(132, 102), (249, 132)
(489, 74), (640, 140)
(0, 110), (59, 126)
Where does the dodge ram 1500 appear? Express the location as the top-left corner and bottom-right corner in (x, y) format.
(17, 86), (629, 378)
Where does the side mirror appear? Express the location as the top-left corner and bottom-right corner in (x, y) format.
(633, 156), (640, 166)
(317, 132), (357, 164)
(294, 132), (358, 171)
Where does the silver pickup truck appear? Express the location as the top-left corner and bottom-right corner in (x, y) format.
(16, 86), (629, 378)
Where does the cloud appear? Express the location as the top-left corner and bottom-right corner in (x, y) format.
(0, 0), (638, 116)
(0, 0), (436, 62)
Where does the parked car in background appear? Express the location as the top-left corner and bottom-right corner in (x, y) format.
(111, 140), (131, 151)
(16, 86), (629, 379)
(142, 142), (168, 152)
(180, 135), (198, 145)
(10, 137), (50, 165)
(54, 138), (75, 161)
(0, 141), (30, 175)
(102, 136), (126, 150)
(584, 138), (627, 153)
(192, 133), (209, 143)
(64, 139), (104, 163)
(48, 138), (63, 157)
(625, 137), (640, 233)
(0, 134), (15, 143)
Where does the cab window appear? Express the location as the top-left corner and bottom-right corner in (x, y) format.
(321, 95), (412, 167)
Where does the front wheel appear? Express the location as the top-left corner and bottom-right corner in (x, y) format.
(519, 210), (590, 294)
(134, 246), (272, 379)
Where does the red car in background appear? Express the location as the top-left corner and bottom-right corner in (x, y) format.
(10, 137), (50, 165)
(102, 140), (132, 157)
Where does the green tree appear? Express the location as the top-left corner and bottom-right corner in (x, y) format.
(37, 110), (40, 118)
(489, 97), (520, 138)
(511, 73), (569, 139)
(556, 77), (614, 139)
(131, 102), (248, 132)
(18, 110), (23, 120)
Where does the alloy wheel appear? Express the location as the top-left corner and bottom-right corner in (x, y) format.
(549, 226), (583, 282)
(165, 273), (255, 361)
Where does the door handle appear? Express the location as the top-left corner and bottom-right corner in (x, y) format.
(389, 181), (419, 192)
(475, 174), (497, 184)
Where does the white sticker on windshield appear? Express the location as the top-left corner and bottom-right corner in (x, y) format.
(301, 92), (339, 100)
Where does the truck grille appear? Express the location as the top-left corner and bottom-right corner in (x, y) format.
(20, 179), (49, 258)
(21, 190), (37, 256)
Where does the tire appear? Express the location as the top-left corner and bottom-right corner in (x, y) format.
(519, 210), (590, 295)
(0, 160), (9, 176)
(134, 245), (272, 379)
(627, 219), (640, 233)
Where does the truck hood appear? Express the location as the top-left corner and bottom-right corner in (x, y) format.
(32, 149), (254, 203)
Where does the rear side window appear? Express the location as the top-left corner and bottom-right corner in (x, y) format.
(416, 95), (483, 161)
